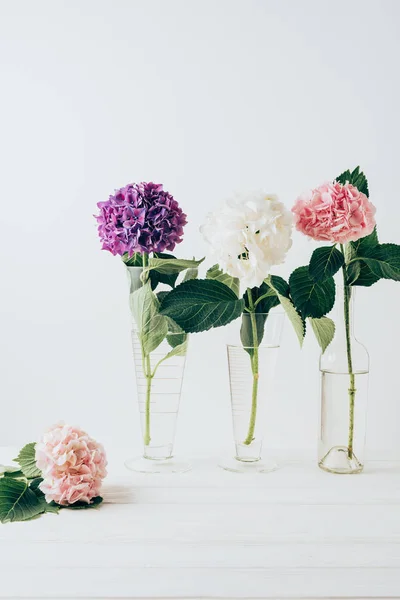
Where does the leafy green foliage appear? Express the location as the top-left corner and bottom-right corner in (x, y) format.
(351, 227), (378, 255)
(269, 275), (290, 297)
(350, 261), (380, 287)
(0, 478), (46, 523)
(150, 252), (179, 290)
(240, 313), (267, 353)
(346, 228), (380, 286)
(165, 316), (187, 347)
(122, 252), (143, 267)
(289, 267), (335, 319)
(336, 166), (369, 197)
(266, 277), (305, 346)
(156, 291), (169, 304)
(183, 267), (199, 282)
(206, 264), (240, 298)
(245, 283), (280, 314)
(14, 443), (41, 479)
(0, 466), (24, 479)
(62, 496), (103, 510)
(29, 478), (60, 514)
(160, 279), (245, 333)
(278, 295), (306, 346)
(354, 243), (400, 281)
(309, 317), (335, 353)
(147, 256), (204, 275)
(309, 246), (344, 281)
(0, 461), (102, 522)
(130, 283), (168, 354)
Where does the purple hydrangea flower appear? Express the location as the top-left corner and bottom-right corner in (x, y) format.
(95, 182), (187, 256)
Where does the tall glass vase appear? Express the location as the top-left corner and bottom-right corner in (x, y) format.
(125, 267), (191, 473)
(318, 284), (369, 474)
(220, 312), (285, 473)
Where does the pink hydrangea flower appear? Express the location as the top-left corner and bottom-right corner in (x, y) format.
(35, 423), (107, 506)
(292, 181), (376, 244)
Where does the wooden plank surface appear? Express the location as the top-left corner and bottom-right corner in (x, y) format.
(0, 452), (399, 599)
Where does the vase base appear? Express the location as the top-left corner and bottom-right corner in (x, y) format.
(124, 456), (192, 474)
(219, 456), (278, 474)
(318, 445), (364, 474)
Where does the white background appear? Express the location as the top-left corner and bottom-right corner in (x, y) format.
(0, 0), (399, 460)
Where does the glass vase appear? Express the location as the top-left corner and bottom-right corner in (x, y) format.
(124, 267), (191, 473)
(318, 284), (369, 474)
(220, 311), (285, 473)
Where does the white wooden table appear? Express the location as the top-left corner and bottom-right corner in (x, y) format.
(1, 449), (400, 599)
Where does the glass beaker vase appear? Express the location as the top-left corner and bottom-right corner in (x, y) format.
(318, 284), (369, 474)
(124, 266), (190, 473)
(220, 311), (285, 473)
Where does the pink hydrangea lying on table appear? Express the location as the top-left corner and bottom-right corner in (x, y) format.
(35, 423), (107, 506)
(0, 423), (108, 523)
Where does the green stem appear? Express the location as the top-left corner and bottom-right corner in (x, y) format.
(341, 244), (356, 460)
(243, 289), (259, 446)
(141, 252), (152, 446)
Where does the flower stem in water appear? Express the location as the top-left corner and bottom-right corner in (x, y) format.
(141, 252), (152, 446)
(243, 290), (259, 446)
(341, 246), (356, 459)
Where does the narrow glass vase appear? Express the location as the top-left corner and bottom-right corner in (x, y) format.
(220, 312), (284, 473)
(125, 267), (191, 474)
(318, 284), (369, 474)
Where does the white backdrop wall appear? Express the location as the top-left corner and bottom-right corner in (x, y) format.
(1, 0), (399, 459)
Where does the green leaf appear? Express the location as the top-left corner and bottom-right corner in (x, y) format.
(64, 496), (103, 510)
(150, 252), (179, 290)
(0, 478), (45, 523)
(354, 243), (400, 281)
(166, 332), (187, 348)
(14, 443), (41, 479)
(336, 166), (369, 197)
(130, 282), (168, 354)
(164, 339), (188, 359)
(346, 261), (362, 286)
(147, 257), (204, 275)
(183, 267), (199, 282)
(245, 283), (280, 314)
(309, 246), (344, 281)
(289, 266), (335, 319)
(0, 465), (24, 479)
(165, 316), (187, 348)
(351, 227), (378, 255)
(266, 277), (305, 346)
(309, 317), (335, 353)
(269, 275), (290, 297)
(167, 325), (186, 348)
(156, 291), (169, 304)
(122, 252), (143, 267)
(160, 279), (245, 333)
(346, 233), (380, 286)
(240, 313), (267, 354)
(3, 470), (25, 479)
(352, 262), (380, 287)
(336, 169), (351, 185)
(278, 295), (305, 346)
(206, 264), (240, 298)
(153, 339), (189, 374)
(29, 478), (60, 514)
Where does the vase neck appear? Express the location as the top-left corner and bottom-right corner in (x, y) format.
(126, 266), (143, 293)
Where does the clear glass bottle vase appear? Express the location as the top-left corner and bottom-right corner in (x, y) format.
(220, 311), (285, 473)
(318, 284), (369, 474)
(124, 267), (190, 473)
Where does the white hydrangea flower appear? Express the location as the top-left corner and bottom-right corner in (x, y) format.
(200, 192), (293, 289)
